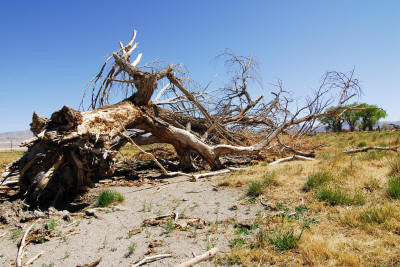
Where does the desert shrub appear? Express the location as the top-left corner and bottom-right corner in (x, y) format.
(304, 172), (332, 191)
(268, 229), (297, 251)
(317, 187), (365, 206)
(127, 242), (136, 256)
(247, 182), (263, 197)
(96, 190), (125, 207)
(387, 176), (400, 199)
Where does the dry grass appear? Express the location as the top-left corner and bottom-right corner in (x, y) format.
(0, 151), (23, 173)
(216, 130), (400, 266)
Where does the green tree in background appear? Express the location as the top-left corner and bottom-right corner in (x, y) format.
(319, 107), (343, 132)
(358, 103), (387, 131)
(319, 103), (387, 132)
(342, 103), (361, 131)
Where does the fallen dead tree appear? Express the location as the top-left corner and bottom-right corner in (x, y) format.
(344, 146), (399, 153)
(3, 30), (361, 206)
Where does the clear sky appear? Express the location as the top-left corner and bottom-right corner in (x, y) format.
(0, 1), (399, 133)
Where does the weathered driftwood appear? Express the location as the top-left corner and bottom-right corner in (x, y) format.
(343, 146), (399, 153)
(176, 247), (219, 267)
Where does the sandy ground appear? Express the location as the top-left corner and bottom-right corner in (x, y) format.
(0, 175), (264, 267)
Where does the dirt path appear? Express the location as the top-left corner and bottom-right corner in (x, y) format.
(0, 175), (265, 267)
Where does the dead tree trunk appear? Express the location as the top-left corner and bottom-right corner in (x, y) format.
(3, 30), (362, 206)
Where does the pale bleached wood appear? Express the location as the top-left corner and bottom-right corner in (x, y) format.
(132, 254), (172, 267)
(176, 247), (219, 267)
(16, 223), (36, 267)
(269, 155), (314, 165)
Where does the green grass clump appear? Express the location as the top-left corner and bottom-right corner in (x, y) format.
(10, 228), (23, 240)
(247, 172), (278, 197)
(317, 187), (365, 206)
(96, 190), (125, 207)
(358, 141), (367, 147)
(387, 176), (400, 199)
(304, 172), (332, 191)
(163, 218), (176, 232)
(247, 182), (263, 197)
(268, 229), (298, 251)
(127, 242), (136, 256)
(47, 219), (58, 230)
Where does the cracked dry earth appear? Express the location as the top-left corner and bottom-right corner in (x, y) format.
(0, 174), (266, 267)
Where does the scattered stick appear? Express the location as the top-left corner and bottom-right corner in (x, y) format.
(91, 206), (129, 212)
(76, 258), (102, 267)
(176, 247), (219, 267)
(0, 232), (6, 239)
(131, 254), (172, 267)
(25, 251), (45, 265)
(343, 146), (399, 154)
(269, 155), (314, 165)
(16, 223), (36, 267)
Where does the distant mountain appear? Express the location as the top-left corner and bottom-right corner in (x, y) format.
(379, 121), (400, 127)
(0, 130), (32, 151)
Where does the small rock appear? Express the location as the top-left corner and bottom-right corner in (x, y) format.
(85, 209), (99, 218)
(63, 214), (72, 222)
(229, 205), (238, 211)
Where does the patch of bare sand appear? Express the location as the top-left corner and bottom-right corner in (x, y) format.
(0, 175), (265, 266)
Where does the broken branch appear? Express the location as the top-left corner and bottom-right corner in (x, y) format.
(176, 247), (219, 267)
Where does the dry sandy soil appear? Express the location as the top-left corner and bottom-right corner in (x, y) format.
(0, 173), (264, 267)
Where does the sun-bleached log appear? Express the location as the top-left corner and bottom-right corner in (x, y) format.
(343, 146), (399, 153)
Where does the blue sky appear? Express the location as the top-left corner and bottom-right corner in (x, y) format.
(0, 1), (399, 132)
